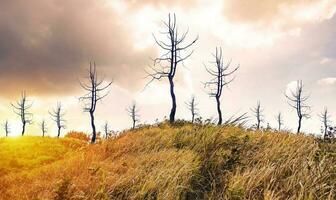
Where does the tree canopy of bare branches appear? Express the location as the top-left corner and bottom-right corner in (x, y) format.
(11, 91), (33, 136)
(319, 107), (331, 139)
(3, 120), (10, 137)
(40, 119), (47, 137)
(204, 47), (239, 125)
(276, 112), (284, 132)
(79, 62), (113, 143)
(285, 80), (310, 133)
(127, 102), (140, 129)
(185, 95), (198, 123)
(146, 13), (198, 123)
(49, 102), (66, 138)
(251, 101), (264, 129)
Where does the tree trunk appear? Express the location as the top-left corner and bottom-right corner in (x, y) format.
(297, 116), (302, 133)
(132, 120), (135, 129)
(192, 114), (194, 123)
(57, 127), (61, 138)
(169, 77), (176, 123)
(257, 120), (260, 129)
(22, 122), (25, 136)
(90, 111), (96, 143)
(216, 96), (222, 125)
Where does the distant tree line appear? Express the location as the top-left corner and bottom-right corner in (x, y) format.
(2, 14), (335, 142)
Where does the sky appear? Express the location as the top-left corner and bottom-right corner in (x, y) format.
(0, 0), (336, 137)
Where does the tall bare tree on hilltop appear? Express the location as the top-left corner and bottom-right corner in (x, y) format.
(146, 13), (198, 123)
(103, 121), (111, 139)
(49, 102), (66, 138)
(185, 95), (198, 123)
(285, 80), (310, 133)
(79, 62), (113, 143)
(251, 101), (264, 129)
(204, 47), (239, 125)
(40, 119), (47, 137)
(3, 120), (10, 137)
(127, 102), (140, 130)
(276, 112), (284, 131)
(11, 91), (33, 136)
(319, 107), (331, 139)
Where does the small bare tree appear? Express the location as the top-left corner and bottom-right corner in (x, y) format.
(185, 95), (198, 123)
(40, 119), (48, 137)
(127, 102), (140, 129)
(319, 107), (331, 139)
(11, 91), (33, 136)
(103, 121), (110, 139)
(3, 120), (10, 137)
(276, 112), (284, 131)
(146, 13), (198, 123)
(251, 101), (264, 129)
(204, 47), (239, 125)
(285, 80), (310, 133)
(79, 62), (113, 143)
(49, 102), (66, 138)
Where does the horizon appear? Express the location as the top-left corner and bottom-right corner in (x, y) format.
(1, 0), (336, 137)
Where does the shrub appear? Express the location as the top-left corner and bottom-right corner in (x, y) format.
(64, 131), (90, 142)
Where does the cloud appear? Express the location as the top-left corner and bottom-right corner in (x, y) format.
(223, 0), (336, 27)
(0, 0), (155, 98)
(317, 77), (336, 86)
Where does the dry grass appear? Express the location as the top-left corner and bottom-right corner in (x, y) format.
(0, 122), (335, 200)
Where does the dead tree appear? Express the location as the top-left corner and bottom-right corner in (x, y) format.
(127, 102), (140, 129)
(319, 107), (331, 139)
(204, 47), (239, 125)
(103, 121), (110, 139)
(285, 80), (310, 133)
(79, 62), (112, 143)
(40, 119), (48, 137)
(3, 120), (10, 137)
(185, 95), (198, 123)
(49, 102), (66, 138)
(276, 112), (284, 131)
(146, 13), (198, 123)
(251, 101), (264, 129)
(11, 91), (33, 136)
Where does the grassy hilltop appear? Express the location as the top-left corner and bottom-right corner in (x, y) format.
(0, 122), (335, 200)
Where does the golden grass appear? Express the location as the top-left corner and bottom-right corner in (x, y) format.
(0, 123), (335, 200)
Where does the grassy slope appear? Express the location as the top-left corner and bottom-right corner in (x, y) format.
(0, 123), (335, 200)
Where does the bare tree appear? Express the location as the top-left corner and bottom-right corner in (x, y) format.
(103, 121), (110, 139)
(11, 91), (33, 136)
(127, 102), (140, 129)
(185, 95), (198, 123)
(276, 112), (284, 131)
(251, 101), (264, 129)
(49, 102), (66, 138)
(145, 13), (198, 123)
(40, 119), (48, 137)
(285, 80), (310, 133)
(204, 47), (239, 125)
(79, 62), (113, 143)
(319, 107), (331, 139)
(3, 120), (10, 137)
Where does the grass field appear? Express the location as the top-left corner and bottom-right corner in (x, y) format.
(0, 122), (335, 200)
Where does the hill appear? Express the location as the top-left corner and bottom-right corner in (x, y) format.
(0, 123), (335, 200)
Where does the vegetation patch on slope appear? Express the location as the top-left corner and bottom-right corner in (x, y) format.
(0, 123), (335, 200)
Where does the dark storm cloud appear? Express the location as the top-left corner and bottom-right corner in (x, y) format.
(0, 0), (154, 98)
